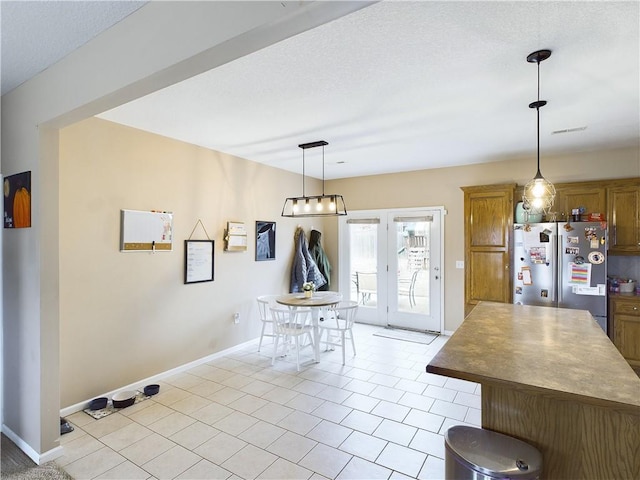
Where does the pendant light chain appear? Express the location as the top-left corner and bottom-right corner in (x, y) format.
(536, 61), (540, 175)
(322, 144), (326, 196)
(522, 49), (555, 215)
(536, 59), (541, 176)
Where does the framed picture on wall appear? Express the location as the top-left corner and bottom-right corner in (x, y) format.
(4, 171), (31, 228)
(184, 240), (214, 283)
(256, 221), (276, 261)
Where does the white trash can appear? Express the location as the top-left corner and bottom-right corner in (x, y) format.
(445, 426), (542, 479)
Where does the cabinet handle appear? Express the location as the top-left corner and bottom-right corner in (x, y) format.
(634, 307), (638, 311)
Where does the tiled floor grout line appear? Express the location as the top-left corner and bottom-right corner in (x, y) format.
(59, 323), (480, 479)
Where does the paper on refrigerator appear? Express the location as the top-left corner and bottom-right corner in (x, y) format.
(568, 262), (591, 285)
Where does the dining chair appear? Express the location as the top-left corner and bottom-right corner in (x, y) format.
(319, 300), (358, 365)
(256, 295), (280, 352)
(398, 270), (421, 308)
(355, 272), (377, 305)
(269, 306), (314, 371)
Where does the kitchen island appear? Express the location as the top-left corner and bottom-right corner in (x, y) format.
(427, 301), (640, 479)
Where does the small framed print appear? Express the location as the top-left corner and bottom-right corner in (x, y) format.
(256, 221), (276, 261)
(184, 240), (214, 284)
(4, 171), (31, 228)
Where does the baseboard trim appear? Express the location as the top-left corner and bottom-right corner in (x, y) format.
(60, 337), (259, 417)
(1, 424), (64, 465)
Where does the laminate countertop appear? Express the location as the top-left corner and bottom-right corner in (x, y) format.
(427, 301), (640, 414)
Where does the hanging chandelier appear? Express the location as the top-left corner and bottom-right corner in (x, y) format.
(281, 140), (347, 217)
(522, 49), (556, 215)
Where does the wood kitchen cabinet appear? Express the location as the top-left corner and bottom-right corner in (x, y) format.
(462, 183), (515, 317)
(553, 181), (607, 219)
(463, 177), (638, 319)
(609, 294), (640, 373)
(607, 181), (640, 254)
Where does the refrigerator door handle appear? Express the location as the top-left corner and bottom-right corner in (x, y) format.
(552, 233), (558, 302)
(557, 232), (562, 304)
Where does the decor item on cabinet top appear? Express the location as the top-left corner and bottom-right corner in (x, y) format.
(281, 141), (347, 217)
(515, 201), (542, 223)
(571, 206), (585, 222)
(522, 49), (556, 215)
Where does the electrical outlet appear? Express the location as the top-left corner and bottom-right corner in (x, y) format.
(456, 261), (464, 269)
(233, 312), (240, 324)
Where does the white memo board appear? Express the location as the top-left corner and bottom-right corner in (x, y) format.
(120, 209), (173, 252)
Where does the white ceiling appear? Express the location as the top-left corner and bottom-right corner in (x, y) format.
(3, 1), (639, 180)
(0, 0), (147, 95)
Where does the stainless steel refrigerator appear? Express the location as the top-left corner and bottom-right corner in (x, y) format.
(513, 222), (608, 333)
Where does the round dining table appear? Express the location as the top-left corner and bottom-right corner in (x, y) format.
(276, 291), (342, 363)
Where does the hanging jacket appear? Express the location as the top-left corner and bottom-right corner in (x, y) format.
(309, 229), (331, 291)
(290, 227), (327, 293)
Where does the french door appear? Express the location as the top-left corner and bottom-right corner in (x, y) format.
(339, 208), (443, 333)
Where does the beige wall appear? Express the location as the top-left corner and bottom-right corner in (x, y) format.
(60, 118), (639, 410)
(327, 147), (640, 331)
(59, 118), (329, 407)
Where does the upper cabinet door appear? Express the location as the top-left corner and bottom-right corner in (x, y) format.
(467, 193), (510, 248)
(608, 184), (640, 255)
(554, 183), (607, 219)
(462, 184), (515, 316)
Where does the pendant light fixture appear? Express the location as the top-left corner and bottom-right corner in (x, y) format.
(522, 49), (555, 214)
(281, 140), (347, 217)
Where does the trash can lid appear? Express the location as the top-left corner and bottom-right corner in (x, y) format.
(445, 426), (543, 478)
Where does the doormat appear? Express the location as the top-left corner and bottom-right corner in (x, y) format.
(83, 391), (151, 420)
(373, 327), (438, 345)
(2, 433), (74, 480)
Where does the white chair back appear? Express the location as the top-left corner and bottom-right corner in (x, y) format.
(269, 305), (314, 371)
(257, 295), (280, 322)
(256, 295), (281, 352)
(269, 306), (311, 333)
(327, 300), (358, 326)
(320, 300), (358, 365)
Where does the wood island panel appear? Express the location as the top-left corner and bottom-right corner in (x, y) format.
(427, 302), (640, 480)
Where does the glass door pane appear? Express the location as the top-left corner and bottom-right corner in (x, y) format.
(388, 210), (441, 332)
(348, 222), (378, 307)
(339, 208), (441, 332)
(395, 218), (430, 315)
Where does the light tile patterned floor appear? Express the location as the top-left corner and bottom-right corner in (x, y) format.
(58, 323), (480, 479)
